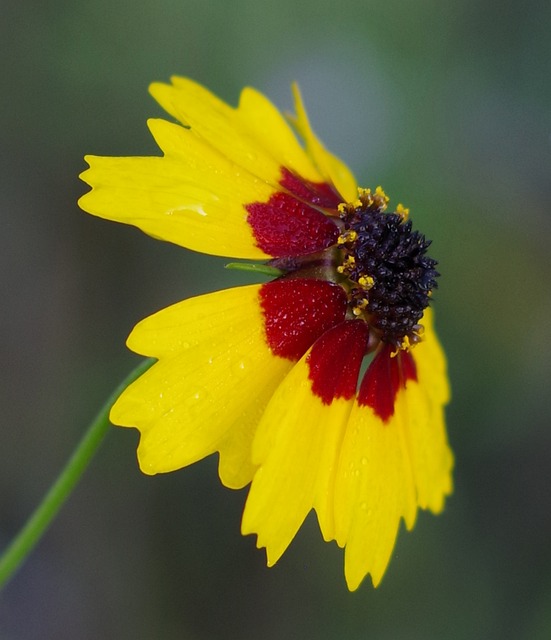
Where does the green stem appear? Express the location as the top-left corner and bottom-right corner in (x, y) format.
(0, 357), (155, 590)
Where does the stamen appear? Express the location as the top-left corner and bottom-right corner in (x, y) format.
(396, 203), (409, 221)
(357, 275), (374, 290)
(337, 230), (358, 245)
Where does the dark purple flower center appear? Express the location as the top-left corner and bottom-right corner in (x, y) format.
(336, 189), (438, 349)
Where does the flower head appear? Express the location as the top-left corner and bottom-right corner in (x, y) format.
(79, 77), (453, 590)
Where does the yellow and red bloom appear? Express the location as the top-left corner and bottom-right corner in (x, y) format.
(79, 77), (453, 590)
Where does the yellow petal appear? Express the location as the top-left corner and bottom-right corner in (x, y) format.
(216, 417), (260, 490)
(334, 401), (417, 590)
(110, 285), (293, 480)
(290, 84), (358, 203)
(79, 118), (276, 259)
(241, 352), (353, 566)
(400, 312), (454, 513)
(79, 79), (355, 259)
(150, 77), (324, 186)
(237, 86), (325, 184)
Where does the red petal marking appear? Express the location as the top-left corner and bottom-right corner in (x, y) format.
(246, 192), (339, 257)
(279, 167), (342, 209)
(307, 320), (370, 405)
(357, 346), (418, 422)
(400, 349), (417, 382)
(260, 279), (347, 361)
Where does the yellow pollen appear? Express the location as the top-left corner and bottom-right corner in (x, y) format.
(390, 338), (411, 357)
(390, 330), (425, 356)
(356, 188), (374, 209)
(358, 275), (374, 290)
(337, 230), (358, 245)
(373, 186), (389, 211)
(396, 203), (410, 221)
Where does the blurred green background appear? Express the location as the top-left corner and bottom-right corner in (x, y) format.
(1, 0), (550, 638)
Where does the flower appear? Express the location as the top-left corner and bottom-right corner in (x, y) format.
(79, 77), (453, 591)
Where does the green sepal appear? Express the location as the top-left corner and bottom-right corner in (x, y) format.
(225, 262), (283, 277)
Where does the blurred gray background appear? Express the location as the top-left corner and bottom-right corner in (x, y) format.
(1, 0), (550, 638)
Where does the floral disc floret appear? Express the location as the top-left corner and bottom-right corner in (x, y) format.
(336, 187), (439, 350)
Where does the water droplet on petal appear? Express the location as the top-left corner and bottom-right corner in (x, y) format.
(231, 358), (249, 377)
(183, 389), (209, 419)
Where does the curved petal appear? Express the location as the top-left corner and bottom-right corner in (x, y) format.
(110, 285), (293, 482)
(334, 400), (417, 590)
(79, 119), (275, 259)
(331, 311), (452, 590)
(400, 311), (454, 512)
(150, 77), (324, 186)
(290, 84), (358, 203)
(80, 117), (341, 259)
(80, 79), (357, 259)
(216, 417), (260, 490)
(242, 320), (368, 565)
(241, 351), (354, 566)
